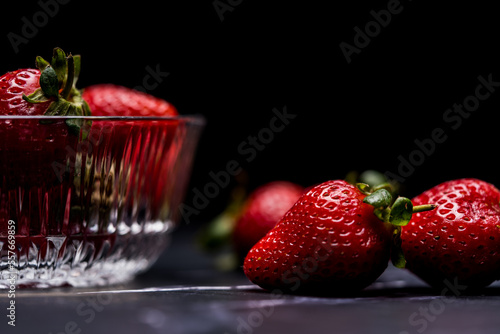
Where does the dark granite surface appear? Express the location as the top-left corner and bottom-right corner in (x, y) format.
(3, 224), (500, 334)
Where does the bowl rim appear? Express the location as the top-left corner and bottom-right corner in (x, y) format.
(0, 114), (206, 125)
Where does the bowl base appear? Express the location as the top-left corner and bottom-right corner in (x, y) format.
(1, 229), (171, 288)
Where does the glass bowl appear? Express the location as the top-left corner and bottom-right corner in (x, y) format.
(0, 115), (204, 288)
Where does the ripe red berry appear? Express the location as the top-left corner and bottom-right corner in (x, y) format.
(0, 48), (90, 238)
(0, 69), (50, 115)
(82, 84), (178, 117)
(82, 84), (180, 214)
(401, 178), (500, 290)
(232, 181), (304, 256)
(243, 180), (395, 295)
(0, 49), (89, 188)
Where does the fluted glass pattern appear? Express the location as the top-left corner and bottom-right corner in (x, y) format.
(0, 116), (204, 287)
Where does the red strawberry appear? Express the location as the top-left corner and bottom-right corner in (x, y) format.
(0, 48), (184, 284)
(1, 48), (90, 119)
(243, 180), (435, 295)
(0, 48), (89, 189)
(82, 84), (181, 217)
(0, 69), (51, 115)
(233, 181), (304, 255)
(81, 84), (179, 173)
(0, 68), (71, 188)
(82, 84), (177, 117)
(401, 178), (500, 290)
(0, 48), (90, 238)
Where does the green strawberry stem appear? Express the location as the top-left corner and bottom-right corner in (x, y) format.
(60, 55), (75, 100)
(22, 47), (91, 134)
(346, 169), (401, 197)
(412, 204), (438, 213)
(391, 227), (406, 268)
(197, 173), (248, 252)
(358, 183), (436, 227)
(357, 182), (437, 269)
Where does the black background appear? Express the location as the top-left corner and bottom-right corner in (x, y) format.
(1, 0), (500, 224)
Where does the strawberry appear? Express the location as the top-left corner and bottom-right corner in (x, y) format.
(82, 84), (177, 117)
(81, 84), (181, 217)
(0, 48), (185, 286)
(0, 69), (51, 115)
(0, 48), (91, 120)
(401, 178), (500, 290)
(243, 180), (435, 295)
(233, 181), (304, 256)
(0, 48), (90, 239)
(0, 48), (89, 189)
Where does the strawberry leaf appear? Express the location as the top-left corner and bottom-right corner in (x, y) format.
(35, 56), (51, 72)
(39, 66), (59, 98)
(65, 118), (84, 136)
(22, 89), (50, 104)
(60, 55), (74, 100)
(374, 207), (391, 222)
(82, 100), (92, 116)
(356, 183), (371, 195)
(391, 227), (406, 268)
(44, 100), (71, 116)
(391, 249), (406, 268)
(72, 55), (81, 87)
(21, 47), (93, 137)
(65, 104), (90, 136)
(363, 189), (392, 208)
(51, 47), (67, 87)
(389, 197), (413, 226)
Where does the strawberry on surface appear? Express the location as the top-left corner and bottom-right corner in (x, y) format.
(243, 180), (435, 295)
(401, 178), (500, 290)
(233, 181), (304, 256)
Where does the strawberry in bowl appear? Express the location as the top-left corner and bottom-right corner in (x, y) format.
(82, 84), (178, 117)
(0, 49), (88, 188)
(81, 84), (185, 220)
(0, 48), (204, 288)
(0, 49), (88, 239)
